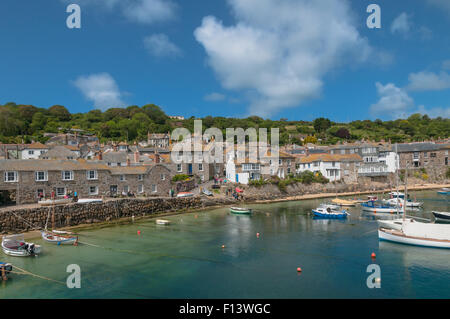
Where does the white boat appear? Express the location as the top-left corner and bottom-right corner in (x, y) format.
(432, 211), (450, 223)
(156, 219), (170, 225)
(1, 234), (42, 257)
(377, 218), (412, 231)
(318, 203), (341, 210)
(382, 197), (423, 208)
(177, 192), (194, 198)
(38, 198), (72, 206)
(379, 220), (450, 249)
(41, 230), (78, 245)
(76, 198), (103, 204)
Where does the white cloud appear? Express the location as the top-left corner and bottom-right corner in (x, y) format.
(391, 13), (412, 35)
(123, 0), (176, 24)
(194, 0), (376, 117)
(64, 0), (176, 24)
(416, 105), (450, 118)
(370, 83), (414, 117)
(143, 34), (182, 57)
(442, 60), (450, 70)
(73, 73), (127, 110)
(407, 71), (450, 91)
(204, 92), (226, 102)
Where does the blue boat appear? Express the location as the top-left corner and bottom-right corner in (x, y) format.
(437, 188), (450, 195)
(361, 201), (398, 214)
(312, 205), (349, 219)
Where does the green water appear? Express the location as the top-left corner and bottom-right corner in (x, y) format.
(1, 190), (449, 299)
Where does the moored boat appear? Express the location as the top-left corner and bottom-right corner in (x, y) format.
(331, 198), (357, 207)
(382, 198), (423, 208)
(41, 230), (78, 245)
(76, 198), (103, 204)
(230, 207), (252, 214)
(361, 201), (399, 214)
(177, 192), (194, 198)
(312, 206), (349, 219)
(1, 234), (42, 257)
(432, 211), (450, 223)
(156, 219), (170, 225)
(202, 189), (213, 196)
(437, 188), (450, 195)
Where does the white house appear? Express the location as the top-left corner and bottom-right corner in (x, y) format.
(21, 142), (49, 160)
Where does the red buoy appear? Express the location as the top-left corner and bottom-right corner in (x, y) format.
(371, 252), (376, 259)
(137, 230), (141, 235)
(256, 232), (260, 237)
(297, 267), (302, 272)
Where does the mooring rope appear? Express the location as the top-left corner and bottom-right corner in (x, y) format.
(8, 264), (66, 285)
(9, 210), (43, 231)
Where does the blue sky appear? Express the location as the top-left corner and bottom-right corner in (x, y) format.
(0, 0), (450, 122)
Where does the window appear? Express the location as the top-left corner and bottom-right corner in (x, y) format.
(332, 162), (336, 167)
(28, 150), (34, 155)
(160, 174), (165, 180)
(138, 184), (144, 193)
(152, 184), (157, 193)
(177, 164), (182, 172)
(89, 186), (98, 195)
(430, 153), (436, 158)
(35, 171), (48, 181)
(138, 174), (143, 181)
(87, 170), (98, 180)
(200, 175), (204, 181)
(4, 171), (18, 182)
(36, 189), (45, 198)
(123, 185), (129, 193)
(198, 163), (203, 171)
(287, 168), (291, 174)
(279, 159), (282, 165)
(120, 175), (125, 181)
(56, 187), (66, 196)
(62, 171), (73, 181)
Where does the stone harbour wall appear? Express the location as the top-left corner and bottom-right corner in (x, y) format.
(0, 197), (206, 234)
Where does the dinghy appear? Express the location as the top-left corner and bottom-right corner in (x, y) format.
(432, 211), (450, 223)
(177, 192), (194, 198)
(156, 219), (170, 225)
(1, 234), (42, 257)
(312, 205), (349, 219)
(41, 230), (78, 245)
(331, 198), (357, 207)
(202, 189), (213, 196)
(76, 198), (103, 204)
(230, 207), (252, 214)
(437, 188), (450, 195)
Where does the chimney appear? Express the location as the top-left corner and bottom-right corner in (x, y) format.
(134, 150), (139, 164)
(155, 153), (160, 164)
(127, 157), (131, 166)
(98, 150), (103, 161)
(65, 134), (68, 145)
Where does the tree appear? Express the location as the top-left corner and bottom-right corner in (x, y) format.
(142, 104), (168, 124)
(49, 105), (71, 121)
(313, 117), (331, 133)
(335, 128), (350, 139)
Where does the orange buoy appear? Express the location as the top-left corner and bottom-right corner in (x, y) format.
(297, 267), (302, 272)
(221, 244), (225, 249)
(371, 252), (376, 259)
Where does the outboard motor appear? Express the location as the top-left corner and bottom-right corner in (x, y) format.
(27, 244), (35, 255)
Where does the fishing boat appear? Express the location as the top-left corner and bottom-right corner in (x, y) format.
(41, 230), (78, 245)
(38, 198), (72, 206)
(437, 188), (450, 195)
(312, 205), (349, 219)
(230, 207), (252, 214)
(361, 201), (399, 214)
(331, 198), (357, 207)
(432, 211), (450, 223)
(156, 219), (170, 225)
(382, 197), (423, 208)
(76, 198), (103, 204)
(177, 192), (194, 198)
(1, 234), (42, 257)
(202, 189), (213, 196)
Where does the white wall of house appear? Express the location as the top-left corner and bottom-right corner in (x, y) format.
(382, 152), (398, 173)
(21, 149), (48, 159)
(297, 161), (342, 181)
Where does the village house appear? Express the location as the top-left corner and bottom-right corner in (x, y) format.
(147, 133), (171, 149)
(396, 142), (449, 169)
(21, 142), (50, 159)
(0, 159), (173, 205)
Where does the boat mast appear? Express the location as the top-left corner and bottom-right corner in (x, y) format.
(403, 164), (408, 222)
(395, 143), (400, 214)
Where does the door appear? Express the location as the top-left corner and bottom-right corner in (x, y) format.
(110, 185), (118, 196)
(188, 164), (193, 175)
(236, 174), (239, 183)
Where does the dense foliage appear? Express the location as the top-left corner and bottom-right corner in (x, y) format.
(0, 102), (448, 145)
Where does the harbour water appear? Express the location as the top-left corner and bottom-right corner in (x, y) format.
(0, 190), (449, 299)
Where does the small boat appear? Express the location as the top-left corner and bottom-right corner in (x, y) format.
(318, 203), (341, 210)
(379, 220), (450, 249)
(38, 198), (72, 206)
(0, 262), (12, 278)
(312, 206), (349, 219)
(377, 218), (413, 231)
(432, 211), (450, 223)
(230, 207), (252, 214)
(76, 198), (103, 204)
(331, 198), (357, 207)
(156, 219), (170, 225)
(437, 188), (450, 195)
(367, 195), (378, 201)
(1, 234), (42, 257)
(177, 192), (194, 198)
(382, 198), (423, 208)
(202, 189), (213, 196)
(361, 201), (399, 214)
(41, 230), (78, 245)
